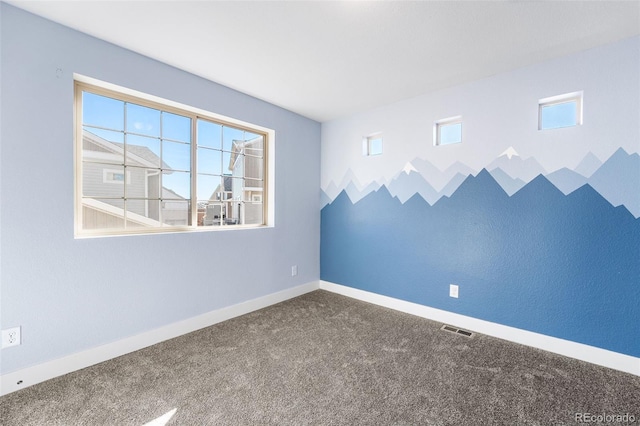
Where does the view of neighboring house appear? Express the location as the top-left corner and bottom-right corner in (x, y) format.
(81, 130), (188, 229)
(202, 135), (264, 226)
(83, 130), (264, 230)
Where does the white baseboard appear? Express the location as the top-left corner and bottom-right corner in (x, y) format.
(0, 281), (320, 396)
(320, 280), (640, 377)
(4, 279), (636, 397)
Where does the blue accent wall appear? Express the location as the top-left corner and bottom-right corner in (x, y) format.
(321, 171), (639, 357)
(321, 37), (640, 359)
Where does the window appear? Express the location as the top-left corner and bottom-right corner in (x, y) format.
(538, 91), (583, 130)
(75, 79), (272, 237)
(103, 169), (131, 184)
(362, 134), (383, 156)
(434, 116), (462, 146)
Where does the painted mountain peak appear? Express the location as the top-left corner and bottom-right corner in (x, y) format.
(575, 152), (602, 178)
(499, 146), (519, 159)
(402, 162), (417, 174)
(322, 146), (640, 218)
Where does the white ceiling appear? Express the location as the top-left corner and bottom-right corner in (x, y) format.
(7, 1), (640, 122)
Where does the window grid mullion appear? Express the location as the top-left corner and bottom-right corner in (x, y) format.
(123, 102), (128, 228)
(190, 116), (198, 227)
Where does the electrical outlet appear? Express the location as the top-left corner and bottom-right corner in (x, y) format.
(2, 327), (21, 348)
(449, 284), (459, 298)
(291, 265), (298, 277)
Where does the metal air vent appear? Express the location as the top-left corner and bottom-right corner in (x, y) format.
(441, 324), (474, 338)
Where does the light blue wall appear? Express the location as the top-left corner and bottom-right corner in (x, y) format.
(321, 36), (640, 358)
(0, 4), (320, 373)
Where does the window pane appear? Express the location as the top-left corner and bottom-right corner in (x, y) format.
(111, 167), (148, 198)
(197, 174), (221, 201)
(223, 151), (233, 173)
(81, 198), (125, 230)
(231, 153), (245, 174)
(83, 92), (124, 131)
(126, 199), (152, 222)
(243, 201), (263, 225)
(245, 177), (263, 189)
(162, 170), (190, 199)
(229, 177), (245, 201)
(244, 136), (264, 158)
(541, 101), (577, 129)
(163, 140), (191, 172)
(83, 127), (124, 144)
(244, 156), (263, 181)
(120, 166), (161, 199)
(126, 135), (161, 168)
(197, 120), (222, 149)
(82, 162), (125, 198)
(126, 103), (160, 137)
(369, 137), (383, 155)
(197, 148), (222, 175)
(162, 200), (189, 226)
(82, 130), (124, 165)
(224, 201), (240, 225)
(439, 123), (462, 145)
(201, 202), (224, 226)
(162, 112), (191, 142)
(223, 126), (245, 152)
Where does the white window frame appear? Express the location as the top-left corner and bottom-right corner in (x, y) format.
(74, 75), (275, 238)
(434, 116), (462, 146)
(538, 91), (583, 130)
(362, 133), (383, 156)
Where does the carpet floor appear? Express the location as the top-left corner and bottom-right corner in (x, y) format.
(1, 290), (638, 425)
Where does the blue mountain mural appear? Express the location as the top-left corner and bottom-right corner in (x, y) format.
(575, 152), (602, 178)
(546, 168), (588, 195)
(321, 170), (640, 357)
(388, 171), (439, 203)
(588, 148), (640, 217)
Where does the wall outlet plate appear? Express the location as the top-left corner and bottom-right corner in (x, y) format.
(291, 265), (298, 277)
(449, 284), (459, 298)
(2, 327), (21, 348)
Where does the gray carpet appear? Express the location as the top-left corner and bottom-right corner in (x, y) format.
(1, 290), (638, 425)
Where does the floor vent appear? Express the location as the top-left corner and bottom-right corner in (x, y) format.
(441, 324), (474, 338)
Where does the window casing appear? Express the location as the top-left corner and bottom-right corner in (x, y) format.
(434, 116), (462, 146)
(75, 80), (272, 237)
(538, 91), (583, 130)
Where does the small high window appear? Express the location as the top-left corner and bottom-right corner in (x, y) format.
(434, 116), (462, 146)
(362, 134), (383, 156)
(538, 91), (583, 130)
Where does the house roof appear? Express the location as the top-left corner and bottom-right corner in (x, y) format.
(83, 130), (172, 171)
(162, 187), (185, 201)
(229, 136), (263, 171)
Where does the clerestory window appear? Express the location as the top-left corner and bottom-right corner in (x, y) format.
(434, 116), (462, 146)
(538, 91), (583, 130)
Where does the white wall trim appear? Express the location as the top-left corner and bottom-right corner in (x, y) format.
(0, 281), (320, 396)
(320, 280), (640, 377)
(4, 279), (636, 396)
